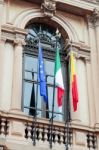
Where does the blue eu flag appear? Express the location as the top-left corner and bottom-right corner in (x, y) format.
(38, 42), (48, 103)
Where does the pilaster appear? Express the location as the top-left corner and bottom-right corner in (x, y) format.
(0, 38), (6, 110)
(85, 58), (95, 127)
(11, 38), (25, 112)
(0, 0), (4, 39)
(0, 25), (27, 113)
(66, 44), (90, 125)
(87, 10), (99, 125)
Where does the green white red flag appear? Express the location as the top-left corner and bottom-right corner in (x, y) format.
(54, 47), (64, 110)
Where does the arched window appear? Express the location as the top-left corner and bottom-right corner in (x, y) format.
(22, 22), (69, 121)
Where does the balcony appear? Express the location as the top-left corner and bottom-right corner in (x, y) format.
(0, 112), (97, 149)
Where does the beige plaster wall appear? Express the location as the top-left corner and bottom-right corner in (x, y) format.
(77, 59), (89, 125)
(59, 11), (89, 44)
(3, 0), (39, 25)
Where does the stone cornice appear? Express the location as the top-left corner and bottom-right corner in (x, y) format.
(1, 24), (27, 42)
(80, 0), (98, 4)
(56, 0), (98, 16)
(58, 0), (99, 8)
(65, 41), (91, 61)
(24, 0), (99, 16)
(0, 0), (4, 5)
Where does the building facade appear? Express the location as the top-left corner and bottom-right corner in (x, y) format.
(0, 0), (99, 149)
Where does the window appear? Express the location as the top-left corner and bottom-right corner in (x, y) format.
(22, 23), (69, 121)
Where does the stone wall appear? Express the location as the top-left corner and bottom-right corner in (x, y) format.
(0, 0), (99, 149)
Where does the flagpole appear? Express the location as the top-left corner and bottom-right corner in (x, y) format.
(65, 41), (73, 150)
(33, 73), (38, 146)
(50, 74), (55, 148)
(50, 29), (61, 149)
(50, 50), (56, 149)
(46, 75), (49, 118)
(33, 40), (39, 146)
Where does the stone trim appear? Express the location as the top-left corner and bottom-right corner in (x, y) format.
(0, 111), (98, 132)
(0, 0), (4, 5)
(65, 40), (91, 62)
(1, 25), (27, 43)
(87, 8), (99, 28)
(56, 0), (98, 16)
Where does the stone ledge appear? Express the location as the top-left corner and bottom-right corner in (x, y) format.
(0, 110), (98, 132)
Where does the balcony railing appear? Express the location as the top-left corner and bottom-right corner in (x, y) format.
(0, 114), (98, 149)
(0, 117), (9, 136)
(25, 120), (73, 146)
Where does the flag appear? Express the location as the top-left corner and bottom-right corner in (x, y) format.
(38, 42), (48, 103)
(29, 77), (35, 116)
(70, 51), (78, 112)
(54, 47), (64, 110)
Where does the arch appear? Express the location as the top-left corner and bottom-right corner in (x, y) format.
(13, 8), (79, 42)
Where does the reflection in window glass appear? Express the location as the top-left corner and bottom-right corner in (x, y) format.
(23, 55), (66, 121)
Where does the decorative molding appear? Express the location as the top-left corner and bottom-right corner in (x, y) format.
(0, 0), (4, 5)
(81, 0), (97, 4)
(65, 41), (91, 61)
(14, 39), (26, 46)
(1, 25), (27, 43)
(41, 0), (56, 17)
(87, 8), (99, 27)
(0, 37), (6, 44)
(75, 131), (86, 146)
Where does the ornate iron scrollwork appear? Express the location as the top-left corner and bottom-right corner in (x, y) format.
(24, 24), (65, 59)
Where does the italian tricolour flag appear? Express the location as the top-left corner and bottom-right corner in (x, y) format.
(70, 51), (78, 112)
(54, 48), (64, 111)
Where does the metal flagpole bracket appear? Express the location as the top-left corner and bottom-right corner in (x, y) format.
(33, 41), (39, 146)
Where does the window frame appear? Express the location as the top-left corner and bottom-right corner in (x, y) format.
(22, 23), (70, 122)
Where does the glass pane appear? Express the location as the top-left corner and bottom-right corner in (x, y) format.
(25, 71), (37, 81)
(24, 82), (35, 115)
(25, 55), (37, 71)
(25, 72), (32, 80)
(47, 87), (63, 121)
(45, 60), (54, 84)
(45, 60), (54, 75)
(23, 82), (42, 117)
